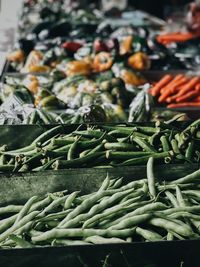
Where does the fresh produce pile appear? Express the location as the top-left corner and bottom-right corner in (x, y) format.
(0, 119), (200, 172)
(150, 74), (200, 108)
(0, 157), (199, 249)
(1, 73), (149, 124)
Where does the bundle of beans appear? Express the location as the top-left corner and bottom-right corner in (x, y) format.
(150, 74), (200, 108)
(0, 157), (200, 248)
(0, 119), (200, 172)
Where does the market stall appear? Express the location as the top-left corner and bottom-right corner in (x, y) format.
(0, 1), (200, 267)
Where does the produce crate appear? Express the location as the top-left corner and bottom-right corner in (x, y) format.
(0, 165), (199, 267)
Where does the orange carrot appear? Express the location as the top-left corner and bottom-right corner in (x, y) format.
(167, 102), (200, 108)
(195, 84), (200, 92)
(157, 32), (200, 44)
(160, 74), (184, 94)
(176, 91), (199, 103)
(176, 77), (200, 97)
(166, 93), (180, 103)
(150, 74), (173, 96)
(158, 76), (188, 103)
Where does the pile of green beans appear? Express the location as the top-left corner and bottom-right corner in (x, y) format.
(0, 120), (200, 172)
(0, 157), (200, 249)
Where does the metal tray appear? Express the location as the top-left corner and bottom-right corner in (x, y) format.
(0, 164), (199, 267)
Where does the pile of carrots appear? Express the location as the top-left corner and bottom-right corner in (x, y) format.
(157, 31), (200, 45)
(150, 74), (200, 108)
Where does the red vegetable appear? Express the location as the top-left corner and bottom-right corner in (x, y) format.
(62, 42), (82, 52)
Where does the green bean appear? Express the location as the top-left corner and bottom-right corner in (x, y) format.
(185, 141), (194, 161)
(85, 236), (126, 244)
(4, 149), (38, 157)
(109, 214), (152, 230)
(87, 140), (106, 156)
(165, 191), (179, 208)
(160, 135), (170, 152)
(109, 178), (123, 189)
(119, 179), (146, 191)
(191, 220), (200, 232)
(82, 198), (145, 229)
(149, 131), (161, 146)
(182, 190), (200, 198)
(23, 152), (43, 165)
(106, 202), (166, 229)
(135, 227), (162, 241)
(73, 130), (116, 142)
(0, 155), (6, 165)
(9, 234), (34, 248)
(39, 195), (68, 217)
(62, 188), (135, 228)
(158, 183), (198, 191)
(131, 136), (157, 153)
(79, 149), (92, 158)
(101, 125), (133, 135)
(30, 196), (52, 212)
(134, 126), (158, 135)
(176, 186), (186, 207)
(0, 214), (17, 234)
(170, 169), (200, 184)
(118, 152), (171, 166)
(14, 196), (38, 226)
(99, 175), (110, 191)
(149, 217), (195, 238)
(167, 232), (174, 241)
(67, 137), (80, 161)
(120, 193), (143, 204)
(18, 164), (29, 172)
(169, 212), (200, 221)
(64, 191), (80, 210)
(15, 221), (34, 236)
(38, 210), (73, 222)
(104, 143), (137, 151)
(32, 228), (136, 242)
(171, 139), (180, 154)
(106, 151), (153, 160)
(147, 157), (156, 199)
(0, 211), (40, 243)
(53, 152), (105, 169)
(58, 189), (111, 227)
(51, 137), (76, 147)
(155, 205), (200, 216)
(0, 205), (23, 215)
(33, 126), (64, 146)
(54, 144), (71, 153)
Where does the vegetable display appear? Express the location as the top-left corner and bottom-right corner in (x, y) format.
(0, 157), (199, 249)
(0, 119), (200, 172)
(150, 74), (200, 108)
(1, 73), (150, 124)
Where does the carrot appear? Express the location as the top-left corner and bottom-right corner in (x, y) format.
(160, 74), (184, 94)
(158, 76), (187, 103)
(167, 102), (200, 108)
(166, 93), (180, 103)
(176, 91), (199, 103)
(150, 74), (173, 96)
(195, 84), (200, 92)
(175, 77), (200, 97)
(157, 32), (200, 44)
